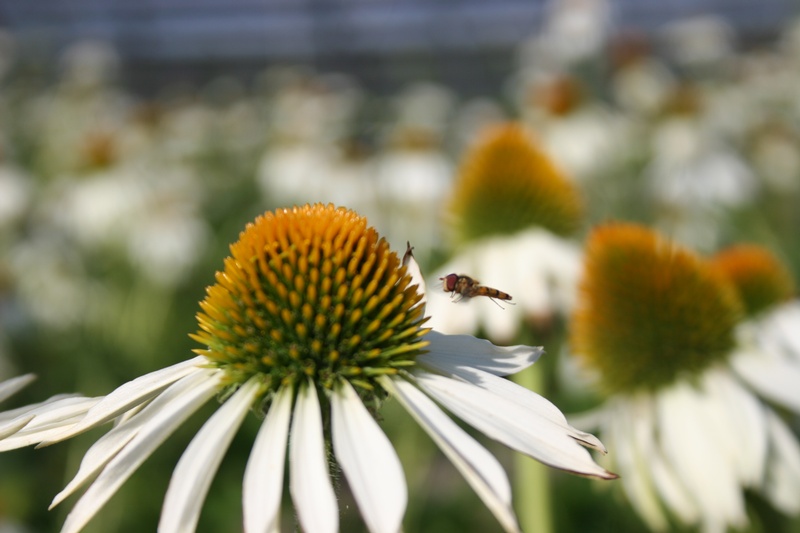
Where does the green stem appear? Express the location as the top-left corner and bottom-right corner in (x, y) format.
(513, 363), (552, 533)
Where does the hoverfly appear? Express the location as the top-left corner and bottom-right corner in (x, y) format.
(439, 273), (514, 308)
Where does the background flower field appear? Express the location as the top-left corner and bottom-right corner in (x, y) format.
(1, 3), (800, 532)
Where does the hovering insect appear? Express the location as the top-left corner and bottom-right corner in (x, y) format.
(439, 273), (514, 307)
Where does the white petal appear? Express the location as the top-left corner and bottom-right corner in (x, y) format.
(608, 400), (667, 531)
(0, 374), (36, 403)
(657, 380), (748, 530)
(402, 242), (427, 311)
(0, 414), (34, 439)
(58, 370), (222, 533)
(243, 385), (293, 533)
(0, 393), (78, 424)
(423, 294), (481, 336)
(160, 377), (261, 533)
(0, 396), (100, 451)
(703, 370), (767, 486)
(332, 380), (406, 533)
(604, 398), (668, 531)
(412, 370), (614, 479)
(649, 445), (698, 526)
(422, 361), (605, 452)
(289, 381), (338, 533)
(730, 348), (800, 412)
(624, 393), (698, 527)
(51, 370), (213, 508)
(763, 300), (800, 360)
(42, 356), (207, 445)
(379, 376), (520, 533)
(763, 410), (800, 513)
(420, 331), (543, 376)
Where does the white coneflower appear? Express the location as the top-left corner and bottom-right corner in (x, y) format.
(33, 204), (613, 533)
(427, 123), (584, 341)
(569, 223), (800, 533)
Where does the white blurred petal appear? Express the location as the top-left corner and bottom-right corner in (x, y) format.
(42, 356), (207, 445)
(51, 370), (214, 508)
(160, 378), (260, 533)
(731, 349), (800, 412)
(412, 370), (613, 479)
(656, 380), (747, 530)
(703, 370), (767, 486)
(424, 285), (481, 336)
(763, 410), (800, 514)
(379, 376), (520, 533)
(243, 385), (293, 533)
(649, 444), (698, 526)
(420, 331), (543, 376)
(332, 380), (406, 533)
(606, 397), (668, 531)
(425, 229), (581, 338)
(767, 301), (800, 360)
(289, 381), (337, 533)
(58, 370), (222, 533)
(0, 374), (36, 403)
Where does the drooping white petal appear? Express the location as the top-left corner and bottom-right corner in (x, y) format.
(423, 361), (605, 452)
(0, 396), (101, 451)
(160, 377), (261, 533)
(702, 370), (767, 486)
(332, 379), (406, 533)
(730, 348), (800, 412)
(58, 369), (222, 533)
(412, 370), (614, 479)
(629, 393), (698, 527)
(289, 380), (337, 533)
(656, 380), (748, 531)
(0, 414), (34, 439)
(763, 410), (800, 514)
(649, 444), (699, 526)
(51, 369), (214, 508)
(243, 385), (294, 533)
(605, 396), (669, 531)
(420, 331), (543, 376)
(0, 394), (78, 424)
(379, 376), (521, 533)
(42, 356), (207, 446)
(0, 374), (36, 403)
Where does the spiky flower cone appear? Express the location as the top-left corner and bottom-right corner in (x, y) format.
(191, 203), (430, 397)
(448, 123), (583, 243)
(571, 223), (743, 393)
(709, 244), (796, 318)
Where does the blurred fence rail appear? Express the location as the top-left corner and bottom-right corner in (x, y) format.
(1, 0), (796, 95)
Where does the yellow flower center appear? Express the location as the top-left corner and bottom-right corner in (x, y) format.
(191, 204), (429, 396)
(448, 122), (583, 243)
(571, 223), (743, 394)
(709, 244), (795, 318)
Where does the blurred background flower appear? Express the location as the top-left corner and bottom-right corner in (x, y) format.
(1, 0), (799, 531)
(568, 224), (800, 533)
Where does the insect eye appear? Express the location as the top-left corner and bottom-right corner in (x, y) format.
(443, 273), (458, 291)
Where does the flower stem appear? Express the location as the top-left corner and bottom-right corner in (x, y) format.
(513, 363), (553, 533)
